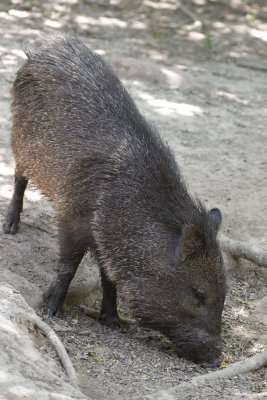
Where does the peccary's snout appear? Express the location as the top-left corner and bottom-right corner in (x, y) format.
(173, 330), (223, 367)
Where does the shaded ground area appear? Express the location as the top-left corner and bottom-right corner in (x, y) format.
(0, 0), (267, 399)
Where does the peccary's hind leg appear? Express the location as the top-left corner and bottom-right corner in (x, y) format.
(100, 271), (120, 329)
(3, 170), (28, 234)
(47, 224), (87, 316)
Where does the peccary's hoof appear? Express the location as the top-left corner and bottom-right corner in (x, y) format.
(106, 319), (121, 330)
(3, 222), (19, 235)
(100, 314), (121, 330)
(47, 306), (57, 317)
(46, 305), (64, 318)
(3, 210), (20, 234)
(46, 296), (63, 317)
(3, 224), (18, 235)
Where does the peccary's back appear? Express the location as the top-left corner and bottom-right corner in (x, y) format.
(11, 34), (178, 207)
(13, 34), (143, 143)
(11, 33), (203, 233)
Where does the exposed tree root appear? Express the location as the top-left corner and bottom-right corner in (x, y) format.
(219, 235), (267, 268)
(79, 304), (136, 326)
(31, 314), (78, 387)
(236, 60), (267, 72)
(79, 305), (100, 320)
(149, 350), (267, 400)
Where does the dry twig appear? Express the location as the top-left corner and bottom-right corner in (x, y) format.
(31, 314), (78, 387)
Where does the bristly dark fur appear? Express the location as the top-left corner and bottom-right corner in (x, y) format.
(7, 33), (226, 365)
(18, 34), (215, 236)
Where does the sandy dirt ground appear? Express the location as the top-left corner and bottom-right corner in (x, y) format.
(0, 0), (267, 399)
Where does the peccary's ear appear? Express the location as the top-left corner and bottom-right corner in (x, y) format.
(208, 208), (222, 233)
(178, 225), (204, 261)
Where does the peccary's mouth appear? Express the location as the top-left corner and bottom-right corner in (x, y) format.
(174, 339), (222, 366)
(200, 354), (223, 368)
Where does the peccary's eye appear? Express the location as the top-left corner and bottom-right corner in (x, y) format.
(193, 289), (206, 306)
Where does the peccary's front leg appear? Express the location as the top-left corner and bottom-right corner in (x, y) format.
(47, 225), (87, 316)
(100, 271), (120, 329)
(3, 170), (28, 234)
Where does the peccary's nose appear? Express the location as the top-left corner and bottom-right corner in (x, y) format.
(200, 354), (223, 368)
(173, 331), (222, 365)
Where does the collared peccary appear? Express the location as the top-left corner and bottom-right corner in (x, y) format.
(3, 33), (226, 366)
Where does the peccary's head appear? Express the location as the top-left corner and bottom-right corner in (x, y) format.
(122, 208), (226, 366)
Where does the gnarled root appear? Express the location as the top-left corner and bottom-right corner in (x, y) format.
(149, 350), (267, 400)
(219, 235), (267, 268)
(31, 314), (78, 387)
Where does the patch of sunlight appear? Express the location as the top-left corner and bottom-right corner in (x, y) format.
(0, 68), (16, 73)
(95, 49), (106, 56)
(0, 163), (13, 176)
(0, 28), (40, 38)
(0, 186), (12, 199)
(0, 45), (7, 55)
(25, 190), (42, 202)
(212, 21), (231, 34)
(249, 28), (267, 42)
(131, 20), (146, 30)
(0, 116), (9, 125)
(11, 49), (27, 59)
(2, 59), (17, 66)
(138, 92), (153, 101)
(160, 67), (183, 87)
(9, 387), (35, 397)
(138, 92), (203, 116)
(53, 4), (68, 13)
(232, 24), (246, 34)
(231, 0), (243, 5)
(75, 15), (127, 28)
(255, 22), (267, 31)
(217, 90), (249, 105)
(95, 16), (127, 28)
(62, 0), (78, 3)
(8, 9), (30, 18)
(0, 184), (42, 202)
(233, 306), (249, 319)
(144, 1), (177, 10)
(149, 51), (167, 61)
(228, 50), (248, 58)
(173, 63), (188, 71)
(193, 0), (207, 5)
(0, 12), (14, 21)
(233, 24), (267, 43)
(188, 31), (205, 41)
(44, 19), (63, 29)
(180, 20), (202, 32)
(0, 314), (20, 337)
(0, 370), (8, 383)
